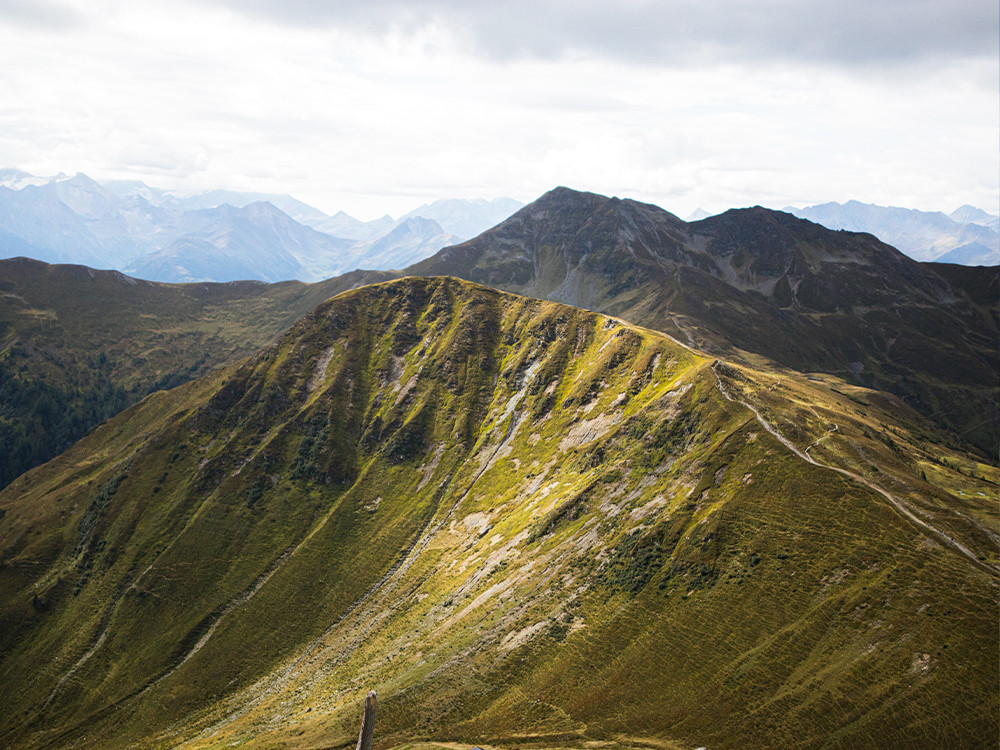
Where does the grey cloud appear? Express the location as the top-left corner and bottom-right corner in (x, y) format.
(201, 0), (998, 67)
(0, 0), (82, 28)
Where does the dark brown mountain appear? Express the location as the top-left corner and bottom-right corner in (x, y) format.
(409, 187), (999, 457)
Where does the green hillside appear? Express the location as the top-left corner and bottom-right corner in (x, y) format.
(0, 277), (994, 749)
(0, 257), (395, 488)
(409, 188), (1000, 459)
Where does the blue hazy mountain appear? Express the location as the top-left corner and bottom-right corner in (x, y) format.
(786, 200), (999, 265)
(0, 172), (523, 281)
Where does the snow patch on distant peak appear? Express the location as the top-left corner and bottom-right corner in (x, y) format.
(0, 169), (54, 190)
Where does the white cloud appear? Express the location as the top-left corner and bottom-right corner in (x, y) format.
(0, 1), (995, 219)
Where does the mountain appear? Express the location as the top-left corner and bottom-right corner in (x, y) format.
(0, 173), (420, 283)
(0, 257), (395, 489)
(410, 188), (1000, 458)
(306, 210), (398, 242)
(104, 181), (331, 226)
(934, 242), (1000, 266)
(121, 198), (515, 281)
(0, 276), (995, 749)
(950, 204), (999, 230)
(401, 197), (524, 238)
(0, 174), (257, 273)
(0, 228), (41, 260)
(307, 199), (524, 248)
(787, 200), (1000, 264)
(0, 174), (361, 282)
(0, 168), (55, 190)
(348, 216), (462, 270)
(0, 174), (144, 269)
(0, 171), (523, 281)
(124, 201), (358, 283)
(4, 185), (996, 488)
(309, 211), (397, 242)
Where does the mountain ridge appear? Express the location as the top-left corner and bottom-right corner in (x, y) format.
(0, 256), (396, 488)
(0, 276), (995, 749)
(410, 187), (999, 458)
(3, 184), (996, 490)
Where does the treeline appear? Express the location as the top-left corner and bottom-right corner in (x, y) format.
(0, 355), (205, 490)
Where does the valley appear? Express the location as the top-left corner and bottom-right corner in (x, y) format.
(0, 258), (394, 488)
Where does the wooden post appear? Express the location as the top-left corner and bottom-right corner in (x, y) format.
(355, 690), (377, 750)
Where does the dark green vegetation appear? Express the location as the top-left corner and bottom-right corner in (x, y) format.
(0, 257), (394, 488)
(410, 188), (1000, 458)
(1, 278), (995, 749)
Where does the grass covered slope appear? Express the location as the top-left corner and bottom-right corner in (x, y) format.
(0, 277), (995, 749)
(409, 188), (1000, 459)
(0, 257), (396, 488)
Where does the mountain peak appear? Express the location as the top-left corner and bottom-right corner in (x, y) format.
(951, 204), (999, 226)
(409, 187), (997, 456)
(527, 187), (685, 226)
(400, 196), (524, 238)
(238, 200), (288, 219)
(534, 185), (612, 207)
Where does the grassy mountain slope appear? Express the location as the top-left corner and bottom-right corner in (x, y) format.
(0, 257), (395, 488)
(0, 277), (994, 749)
(408, 188), (1000, 459)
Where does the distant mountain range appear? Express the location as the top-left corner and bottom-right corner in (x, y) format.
(784, 200), (1000, 265)
(0, 170), (522, 282)
(398, 196), (525, 238)
(1, 170), (996, 284)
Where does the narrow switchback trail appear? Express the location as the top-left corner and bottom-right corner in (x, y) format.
(711, 361), (998, 578)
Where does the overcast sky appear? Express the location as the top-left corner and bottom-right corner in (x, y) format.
(1, 0), (997, 219)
